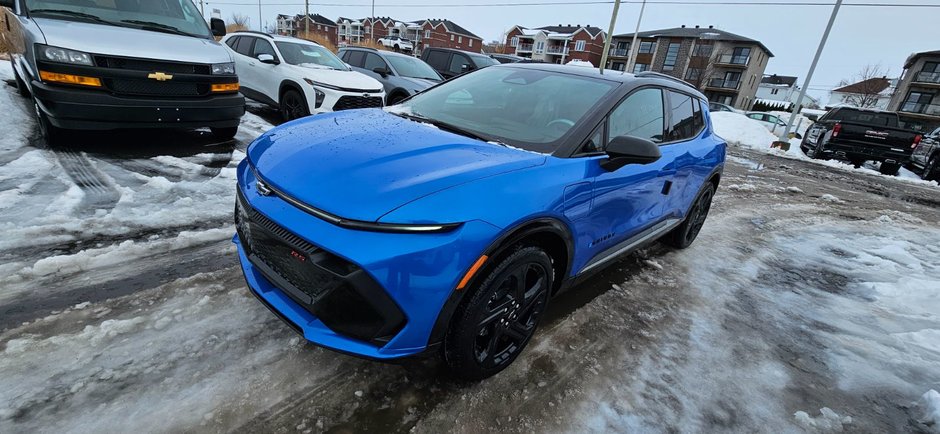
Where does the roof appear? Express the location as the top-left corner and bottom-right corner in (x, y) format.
(422, 19), (482, 39)
(298, 13), (337, 27)
(613, 26), (773, 57)
(760, 74), (797, 86)
(903, 49), (940, 69)
(831, 77), (891, 94)
(536, 24), (605, 38)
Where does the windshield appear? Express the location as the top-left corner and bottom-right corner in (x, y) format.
(395, 67), (617, 153)
(833, 109), (899, 127)
(26, 0), (211, 38)
(387, 55), (440, 81)
(275, 41), (347, 70)
(470, 54), (499, 67)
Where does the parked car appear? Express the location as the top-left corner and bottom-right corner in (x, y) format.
(746, 111), (788, 135)
(420, 47), (499, 79)
(221, 32), (384, 121)
(708, 102), (740, 114)
(490, 53), (525, 64)
(2, 0), (245, 145)
(233, 65), (725, 379)
(909, 126), (940, 181)
(376, 36), (413, 52)
(800, 107), (922, 175)
(338, 47), (442, 105)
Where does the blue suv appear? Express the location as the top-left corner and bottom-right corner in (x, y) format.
(234, 64), (725, 379)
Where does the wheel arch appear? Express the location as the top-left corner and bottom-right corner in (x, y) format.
(278, 79), (305, 103)
(426, 217), (575, 347)
(386, 87), (410, 105)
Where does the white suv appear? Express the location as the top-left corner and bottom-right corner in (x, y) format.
(377, 36), (414, 52)
(222, 32), (384, 121)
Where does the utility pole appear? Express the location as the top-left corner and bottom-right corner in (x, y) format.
(781, 0), (842, 140)
(257, 0), (262, 32)
(598, 0), (621, 75)
(371, 0), (375, 40)
(305, 0), (310, 38)
(625, 0), (646, 73)
(199, 0), (204, 16)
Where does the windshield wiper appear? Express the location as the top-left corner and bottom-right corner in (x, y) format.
(30, 9), (111, 24)
(393, 112), (493, 142)
(120, 20), (192, 37)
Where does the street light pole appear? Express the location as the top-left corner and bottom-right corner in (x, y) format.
(625, 0), (646, 73)
(199, 0), (204, 16)
(305, 0), (310, 38)
(781, 0), (842, 140)
(371, 0), (375, 40)
(257, 0), (262, 32)
(598, 0), (621, 75)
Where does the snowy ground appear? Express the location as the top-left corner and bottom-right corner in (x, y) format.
(2, 61), (940, 433)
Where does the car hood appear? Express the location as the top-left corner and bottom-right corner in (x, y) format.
(291, 66), (384, 91)
(34, 18), (231, 64)
(397, 76), (439, 90)
(247, 109), (546, 222)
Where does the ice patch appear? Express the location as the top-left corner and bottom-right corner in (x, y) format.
(727, 183), (758, 192)
(786, 186), (804, 194)
(919, 390), (940, 428)
(793, 407), (853, 432)
(819, 194), (843, 203)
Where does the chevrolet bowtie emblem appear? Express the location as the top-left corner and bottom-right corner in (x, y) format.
(148, 72), (174, 81)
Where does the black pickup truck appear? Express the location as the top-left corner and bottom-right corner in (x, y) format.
(800, 107), (923, 175)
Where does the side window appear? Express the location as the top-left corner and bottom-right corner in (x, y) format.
(252, 39), (276, 58)
(581, 122), (606, 153)
(691, 98), (704, 132)
(363, 53), (387, 71)
(425, 50), (449, 70)
(747, 113), (762, 120)
(448, 54), (471, 75)
(609, 88), (665, 143)
(338, 50), (349, 61)
(666, 91), (696, 142)
(225, 36), (239, 49)
(234, 36), (255, 56)
(345, 51), (365, 68)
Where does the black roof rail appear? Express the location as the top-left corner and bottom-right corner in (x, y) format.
(232, 30), (274, 39)
(339, 45), (378, 52)
(635, 71), (698, 91)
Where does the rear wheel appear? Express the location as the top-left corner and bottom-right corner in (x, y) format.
(210, 126), (238, 141)
(879, 162), (900, 176)
(280, 89), (309, 121)
(922, 154), (939, 181)
(444, 246), (553, 380)
(812, 138), (828, 160)
(663, 183), (715, 249)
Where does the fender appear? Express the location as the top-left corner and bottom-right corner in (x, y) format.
(425, 217), (575, 348)
(278, 79), (305, 102)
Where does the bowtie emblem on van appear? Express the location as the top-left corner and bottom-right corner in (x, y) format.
(147, 72), (174, 81)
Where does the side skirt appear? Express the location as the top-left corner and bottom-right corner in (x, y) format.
(577, 218), (682, 276)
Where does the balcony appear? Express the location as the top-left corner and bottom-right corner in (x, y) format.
(608, 48), (630, 57)
(517, 43), (533, 52)
(914, 71), (940, 85)
(546, 46), (570, 55)
(706, 78), (741, 90)
(715, 54), (749, 67)
(899, 102), (940, 117)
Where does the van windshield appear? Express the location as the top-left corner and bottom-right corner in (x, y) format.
(27, 0), (212, 39)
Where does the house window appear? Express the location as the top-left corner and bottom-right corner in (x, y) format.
(469, 39), (473, 47)
(633, 63), (650, 73)
(451, 34), (454, 41)
(511, 36), (519, 47)
(901, 91), (935, 113)
(535, 41), (545, 54)
(662, 42), (680, 71)
(693, 43), (712, 57)
(612, 62), (625, 71)
(730, 47), (751, 64)
(685, 68), (702, 81)
(425, 30), (431, 38)
(458, 36), (462, 43)
(575, 40), (586, 51)
(317, 25), (321, 30)
(771, 89), (779, 95)
(365, 26), (371, 35)
(638, 41), (655, 54)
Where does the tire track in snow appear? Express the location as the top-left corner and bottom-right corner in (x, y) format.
(54, 149), (121, 216)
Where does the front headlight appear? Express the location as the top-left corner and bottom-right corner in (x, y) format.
(37, 45), (93, 66)
(304, 79), (342, 91)
(212, 62), (235, 75)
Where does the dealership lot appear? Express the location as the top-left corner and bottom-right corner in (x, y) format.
(1, 61), (939, 433)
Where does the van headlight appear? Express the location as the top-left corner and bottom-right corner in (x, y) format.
(37, 45), (93, 66)
(212, 63), (235, 75)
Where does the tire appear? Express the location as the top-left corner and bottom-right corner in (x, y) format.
(879, 162), (900, 176)
(279, 89), (309, 121)
(210, 126), (238, 141)
(443, 246), (553, 381)
(34, 101), (63, 147)
(812, 138), (828, 160)
(849, 158), (865, 168)
(663, 183), (715, 249)
(386, 92), (408, 106)
(922, 154), (939, 181)
(12, 61), (30, 98)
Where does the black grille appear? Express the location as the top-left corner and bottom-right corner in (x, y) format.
(95, 56), (211, 75)
(333, 96), (383, 111)
(107, 79), (207, 97)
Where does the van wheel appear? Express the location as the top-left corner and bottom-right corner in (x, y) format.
(210, 127), (238, 141)
(879, 162), (900, 176)
(663, 183), (715, 249)
(12, 62), (30, 98)
(280, 89), (310, 121)
(34, 101), (63, 147)
(444, 246), (552, 381)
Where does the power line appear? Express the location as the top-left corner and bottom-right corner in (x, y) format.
(205, 1), (940, 7)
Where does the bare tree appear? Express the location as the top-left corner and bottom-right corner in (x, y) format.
(835, 64), (890, 108)
(229, 13), (250, 31)
(683, 43), (724, 92)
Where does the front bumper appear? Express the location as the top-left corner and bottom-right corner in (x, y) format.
(305, 85), (384, 115)
(233, 160), (499, 359)
(31, 80), (245, 130)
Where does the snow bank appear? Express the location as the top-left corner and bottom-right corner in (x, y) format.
(793, 407), (853, 432)
(921, 390), (940, 428)
(711, 112), (780, 150)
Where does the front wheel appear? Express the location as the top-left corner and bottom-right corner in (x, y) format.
(663, 183), (715, 249)
(444, 246), (553, 381)
(922, 155), (939, 181)
(280, 89), (310, 121)
(12, 61), (30, 98)
(34, 101), (63, 147)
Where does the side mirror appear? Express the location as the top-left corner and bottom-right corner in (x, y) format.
(372, 67), (390, 77)
(0, 0), (14, 8)
(210, 18), (226, 37)
(601, 135), (661, 171)
(257, 53), (278, 64)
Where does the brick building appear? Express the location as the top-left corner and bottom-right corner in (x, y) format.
(335, 17), (481, 53)
(275, 13), (338, 46)
(503, 24), (606, 66)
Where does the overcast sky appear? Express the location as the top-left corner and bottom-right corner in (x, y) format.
(204, 0), (940, 101)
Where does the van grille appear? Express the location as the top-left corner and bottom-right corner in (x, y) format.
(107, 79), (208, 97)
(95, 56), (211, 75)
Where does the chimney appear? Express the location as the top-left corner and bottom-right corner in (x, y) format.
(695, 25), (700, 28)
(681, 25), (686, 28)
(709, 25), (714, 29)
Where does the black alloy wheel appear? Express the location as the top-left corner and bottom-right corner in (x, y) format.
(444, 246), (553, 380)
(664, 183), (715, 249)
(280, 89), (310, 121)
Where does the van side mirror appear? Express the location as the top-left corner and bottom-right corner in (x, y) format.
(257, 53), (278, 65)
(0, 0), (13, 8)
(210, 18), (226, 37)
(601, 135), (661, 171)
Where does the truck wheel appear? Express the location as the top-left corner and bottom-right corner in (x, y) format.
(922, 155), (939, 181)
(663, 183), (715, 249)
(812, 139), (828, 160)
(12, 62), (30, 98)
(280, 89), (310, 121)
(210, 127), (238, 141)
(34, 101), (63, 147)
(879, 162), (900, 176)
(444, 246), (553, 381)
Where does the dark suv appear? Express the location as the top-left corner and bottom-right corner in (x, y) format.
(420, 47), (498, 79)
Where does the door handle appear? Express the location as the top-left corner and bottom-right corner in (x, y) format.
(249, 62), (256, 66)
